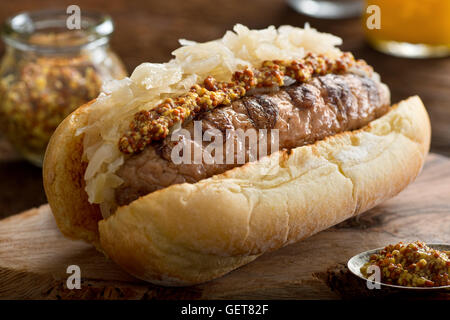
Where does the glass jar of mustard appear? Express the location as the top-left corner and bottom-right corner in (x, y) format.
(0, 9), (127, 166)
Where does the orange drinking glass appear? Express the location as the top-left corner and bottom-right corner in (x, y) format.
(363, 0), (450, 58)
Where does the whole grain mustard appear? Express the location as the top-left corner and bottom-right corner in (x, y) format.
(361, 241), (450, 287)
(119, 52), (371, 154)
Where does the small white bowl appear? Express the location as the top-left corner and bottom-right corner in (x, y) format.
(347, 243), (450, 291)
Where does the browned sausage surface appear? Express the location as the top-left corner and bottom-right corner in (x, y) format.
(115, 73), (390, 206)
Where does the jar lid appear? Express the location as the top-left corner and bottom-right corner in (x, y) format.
(1, 8), (114, 54)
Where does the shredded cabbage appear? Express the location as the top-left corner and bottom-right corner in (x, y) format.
(79, 24), (343, 216)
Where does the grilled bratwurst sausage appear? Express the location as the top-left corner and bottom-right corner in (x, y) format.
(115, 73), (390, 206)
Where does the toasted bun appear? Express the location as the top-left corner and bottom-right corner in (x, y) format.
(43, 96), (430, 286)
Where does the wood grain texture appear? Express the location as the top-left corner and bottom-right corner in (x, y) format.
(0, 154), (449, 300)
(0, 0), (449, 218)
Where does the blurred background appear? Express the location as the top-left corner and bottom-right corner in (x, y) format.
(0, 0), (448, 218)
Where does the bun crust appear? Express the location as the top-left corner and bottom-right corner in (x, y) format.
(43, 101), (103, 249)
(44, 96), (431, 286)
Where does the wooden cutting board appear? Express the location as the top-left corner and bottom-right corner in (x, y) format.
(0, 153), (449, 300)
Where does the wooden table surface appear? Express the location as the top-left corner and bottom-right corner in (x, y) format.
(0, 0), (449, 219)
(1, 154), (449, 299)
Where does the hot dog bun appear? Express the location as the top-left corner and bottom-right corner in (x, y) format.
(44, 95), (430, 285)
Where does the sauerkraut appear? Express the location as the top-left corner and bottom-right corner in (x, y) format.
(78, 24), (343, 217)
